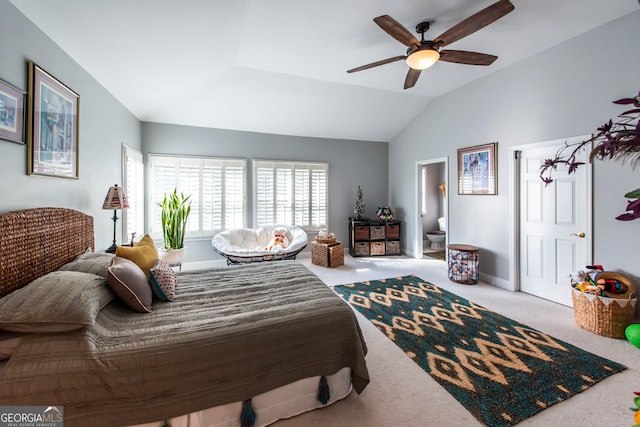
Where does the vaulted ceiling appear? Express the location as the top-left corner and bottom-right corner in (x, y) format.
(10, 0), (639, 141)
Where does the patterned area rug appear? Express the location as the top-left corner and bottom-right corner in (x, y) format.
(331, 275), (626, 427)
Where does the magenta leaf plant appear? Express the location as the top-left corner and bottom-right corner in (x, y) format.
(540, 90), (640, 221)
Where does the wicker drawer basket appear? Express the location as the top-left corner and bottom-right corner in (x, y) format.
(370, 241), (385, 255)
(312, 241), (344, 268)
(354, 225), (369, 240)
(370, 225), (385, 240)
(353, 241), (369, 256)
(572, 272), (636, 339)
(385, 224), (400, 239)
(386, 240), (400, 255)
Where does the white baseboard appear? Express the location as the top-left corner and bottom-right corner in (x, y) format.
(479, 272), (514, 291)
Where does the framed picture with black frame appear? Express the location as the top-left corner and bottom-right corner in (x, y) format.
(0, 78), (26, 145)
(27, 60), (80, 179)
(457, 142), (497, 195)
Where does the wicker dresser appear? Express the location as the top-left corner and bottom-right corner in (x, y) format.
(348, 218), (401, 257)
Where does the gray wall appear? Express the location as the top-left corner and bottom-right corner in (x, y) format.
(390, 11), (640, 284)
(0, 0), (142, 251)
(142, 122), (388, 262)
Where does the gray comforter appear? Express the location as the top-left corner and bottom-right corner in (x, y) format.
(0, 262), (369, 426)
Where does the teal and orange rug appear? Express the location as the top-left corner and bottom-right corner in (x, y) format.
(331, 275), (626, 427)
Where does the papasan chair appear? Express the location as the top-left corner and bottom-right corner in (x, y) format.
(211, 225), (308, 265)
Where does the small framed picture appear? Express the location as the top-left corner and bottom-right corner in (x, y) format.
(0, 78), (26, 144)
(27, 61), (80, 179)
(458, 142), (497, 195)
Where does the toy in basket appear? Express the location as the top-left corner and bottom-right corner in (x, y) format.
(315, 229), (336, 245)
(570, 265), (637, 339)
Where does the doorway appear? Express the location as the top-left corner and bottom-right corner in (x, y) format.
(416, 158), (448, 260)
(510, 137), (593, 306)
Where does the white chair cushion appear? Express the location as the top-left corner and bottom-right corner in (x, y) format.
(212, 225), (308, 257)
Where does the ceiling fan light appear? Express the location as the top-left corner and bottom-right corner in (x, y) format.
(406, 49), (440, 70)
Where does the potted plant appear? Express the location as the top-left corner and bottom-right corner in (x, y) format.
(539, 90), (640, 220)
(157, 188), (191, 265)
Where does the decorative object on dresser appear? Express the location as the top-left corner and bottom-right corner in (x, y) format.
(349, 218), (401, 257)
(354, 185), (366, 219)
(0, 78), (26, 144)
(376, 205), (395, 222)
(102, 184), (129, 253)
(27, 60), (79, 179)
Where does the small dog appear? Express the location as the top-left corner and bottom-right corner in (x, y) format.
(264, 227), (289, 251)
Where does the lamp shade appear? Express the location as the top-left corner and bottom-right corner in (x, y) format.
(406, 48), (440, 70)
(102, 184), (130, 210)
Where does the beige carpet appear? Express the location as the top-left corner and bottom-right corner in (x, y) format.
(272, 254), (640, 427)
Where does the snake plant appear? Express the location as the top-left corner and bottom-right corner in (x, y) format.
(157, 188), (191, 250)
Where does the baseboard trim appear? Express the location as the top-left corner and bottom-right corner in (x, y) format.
(479, 272), (514, 291)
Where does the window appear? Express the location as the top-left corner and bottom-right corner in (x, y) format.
(122, 145), (144, 243)
(254, 160), (328, 230)
(148, 154), (246, 238)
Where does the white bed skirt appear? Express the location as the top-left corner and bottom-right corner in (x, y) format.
(132, 368), (352, 427)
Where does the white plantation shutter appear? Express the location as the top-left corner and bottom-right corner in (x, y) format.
(122, 145), (144, 243)
(224, 165), (245, 229)
(294, 169), (309, 226)
(311, 168), (327, 227)
(256, 166), (274, 225)
(149, 155), (246, 237)
(254, 160), (328, 230)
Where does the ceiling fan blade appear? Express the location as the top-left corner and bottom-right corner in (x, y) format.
(404, 68), (422, 89)
(434, 0), (514, 48)
(374, 15), (420, 47)
(439, 50), (498, 66)
(347, 55), (406, 73)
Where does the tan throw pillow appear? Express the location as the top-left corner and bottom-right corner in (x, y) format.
(106, 257), (153, 313)
(0, 271), (115, 333)
(58, 251), (115, 278)
(115, 234), (158, 277)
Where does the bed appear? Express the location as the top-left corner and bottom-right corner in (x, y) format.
(0, 208), (369, 427)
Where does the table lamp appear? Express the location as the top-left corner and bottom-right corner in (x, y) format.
(102, 184), (129, 253)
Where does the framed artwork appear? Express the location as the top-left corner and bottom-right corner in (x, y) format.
(27, 61), (79, 179)
(458, 142), (497, 195)
(0, 78), (26, 144)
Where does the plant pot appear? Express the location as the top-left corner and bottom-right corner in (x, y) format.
(158, 247), (186, 266)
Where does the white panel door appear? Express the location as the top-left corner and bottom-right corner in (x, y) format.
(519, 142), (591, 306)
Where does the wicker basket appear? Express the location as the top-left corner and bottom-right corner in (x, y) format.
(311, 241), (344, 268)
(315, 236), (337, 245)
(572, 272), (637, 339)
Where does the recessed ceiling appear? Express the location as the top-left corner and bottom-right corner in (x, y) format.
(9, 0), (639, 142)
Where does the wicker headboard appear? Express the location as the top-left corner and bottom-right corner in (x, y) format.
(0, 207), (94, 298)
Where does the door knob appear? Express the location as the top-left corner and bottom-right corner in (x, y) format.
(570, 232), (586, 238)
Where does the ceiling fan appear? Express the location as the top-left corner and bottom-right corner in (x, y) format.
(347, 0), (515, 89)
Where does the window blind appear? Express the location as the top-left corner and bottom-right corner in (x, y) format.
(149, 154), (246, 237)
(254, 160), (328, 230)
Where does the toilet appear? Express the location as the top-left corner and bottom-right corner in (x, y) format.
(426, 217), (446, 250)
